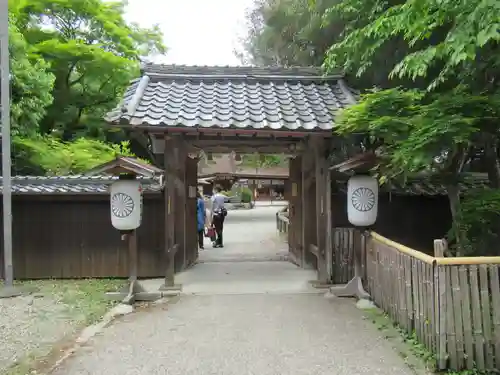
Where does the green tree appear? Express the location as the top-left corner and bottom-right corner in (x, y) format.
(10, 0), (166, 139)
(9, 20), (55, 136)
(320, 0), (500, 254)
(240, 154), (287, 168)
(322, 0), (500, 91)
(237, 0), (341, 67)
(12, 136), (141, 175)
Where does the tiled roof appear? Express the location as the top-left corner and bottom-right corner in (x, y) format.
(0, 176), (162, 195)
(105, 64), (355, 130)
(336, 174), (490, 196)
(383, 175), (490, 196)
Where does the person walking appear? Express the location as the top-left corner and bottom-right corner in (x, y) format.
(210, 185), (227, 248)
(196, 191), (206, 250)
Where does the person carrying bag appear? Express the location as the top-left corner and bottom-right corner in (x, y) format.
(210, 185), (227, 248)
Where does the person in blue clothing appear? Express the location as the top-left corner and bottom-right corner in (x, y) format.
(196, 191), (206, 250)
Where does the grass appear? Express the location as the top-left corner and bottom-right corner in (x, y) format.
(3, 278), (125, 375)
(361, 307), (433, 375)
(362, 307), (498, 375)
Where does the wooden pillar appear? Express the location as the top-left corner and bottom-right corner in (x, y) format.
(301, 139), (316, 267)
(288, 156), (302, 265)
(325, 168), (333, 282)
(185, 156), (198, 266)
(173, 137), (187, 271)
(314, 137), (329, 283)
(161, 135), (178, 289)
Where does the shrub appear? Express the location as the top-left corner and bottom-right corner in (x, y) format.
(240, 187), (253, 203)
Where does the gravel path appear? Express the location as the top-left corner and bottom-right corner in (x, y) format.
(51, 206), (415, 375)
(0, 292), (77, 372)
(0, 279), (122, 374)
(52, 294), (414, 375)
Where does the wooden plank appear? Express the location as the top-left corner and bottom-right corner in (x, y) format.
(332, 229), (339, 283)
(489, 265), (500, 369)
(342, 229), (348, 283)
(404, 254), (414, 332)
(434, 238), (446, 368)
(428, 262), (435, 351)
(349, 228), (355, 281)
(436, 263), (447, 370)
(479, 264), (494, 370)
(458, 265), (474, 370)
(366, 236), (374, 295)
(424, 262), (432, 351)
(391, 247), (398, 321)
(412, 257), (422, 341)
(417, 260), (425, 345)
(451, 266), (465, 369)
(397, 251), (407, 330)
(360, 232), (367, 287)
(445, 266), (458, 370)
(375, 242), (382, 305)
(379, 244), (386, 311)
(469, 265), (486, 370)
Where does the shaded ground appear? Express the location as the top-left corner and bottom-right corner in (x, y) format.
(0, 279), (122, 375)
(51, 206), (417, 375)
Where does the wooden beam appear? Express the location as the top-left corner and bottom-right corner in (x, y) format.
(188, 145), (296, 154)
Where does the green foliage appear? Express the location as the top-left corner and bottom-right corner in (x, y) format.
(10, 0), (165, 138)
(12, 136), (139, 175)
(336, 87), (500, 179)
(448, 189), (500, 256)
(237, 0), (338, 66)
(6, 0), (166, 175)
(240, 154), (287, 169)
(240, 0), (500, 255)
(240, 187), (253, 203)
(322, 0), (500, 90)
(9, 19), (55, 136)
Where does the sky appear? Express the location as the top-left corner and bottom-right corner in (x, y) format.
(124, 0), (255, 66)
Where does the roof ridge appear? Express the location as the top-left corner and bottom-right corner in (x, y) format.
(140, 63), (343, 80)
(0, 175), (155, 185)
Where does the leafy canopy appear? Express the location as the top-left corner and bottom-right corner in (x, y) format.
(7, 0), (166, 175)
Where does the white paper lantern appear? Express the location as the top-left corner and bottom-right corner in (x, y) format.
(110, 180), (143, 230)
(347, 175), (378, 227)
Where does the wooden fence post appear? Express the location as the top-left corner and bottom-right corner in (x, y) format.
(434, 239), (448, 370)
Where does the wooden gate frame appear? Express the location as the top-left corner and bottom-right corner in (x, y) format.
(153, 131), (334, 289)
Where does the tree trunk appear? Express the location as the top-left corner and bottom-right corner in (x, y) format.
(446, 183), (464, 256)
(483, 136), (500, 188)
(444, 145), (469, 256)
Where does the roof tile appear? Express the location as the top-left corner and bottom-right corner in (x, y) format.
(0, 175), (162, 195)
(106, 64), (354, 130)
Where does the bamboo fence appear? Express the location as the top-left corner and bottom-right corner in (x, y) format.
(366, 232), (500, 372)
